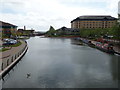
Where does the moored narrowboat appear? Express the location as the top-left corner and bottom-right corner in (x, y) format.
(95, 42), (115, 54)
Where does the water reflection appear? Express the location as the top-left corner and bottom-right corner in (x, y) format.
(0, 79), (2, 89)
(109, 56), (118, 81)
(2, 37), (119, 88)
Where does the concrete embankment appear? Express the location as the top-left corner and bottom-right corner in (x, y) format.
(74, 37), (120, 55)
(0, 40), (28, 78)
(112, 45), (120, 55)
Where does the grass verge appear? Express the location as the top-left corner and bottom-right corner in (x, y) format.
(2, 41), (22, 48)
(0, 48), (10, 52)
(9, 41), (22, 47)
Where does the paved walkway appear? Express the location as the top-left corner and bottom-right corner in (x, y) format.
(0, 40), (26, 72)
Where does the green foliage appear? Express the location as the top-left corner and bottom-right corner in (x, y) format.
(111, 23), (120, 39)
(46, 26), (56, 36)
(2, 33), (10, 38)
(0, 48), (10, 52)
(3, 41), (22, 47)
(10, 41), (22, 47)
(45, 23), (120, 40)
(79, 23), (120, 40)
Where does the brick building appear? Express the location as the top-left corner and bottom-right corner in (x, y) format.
(0, 21), (17, 38)
(17, 29), (35, 36)
(71, 15), (117, 29)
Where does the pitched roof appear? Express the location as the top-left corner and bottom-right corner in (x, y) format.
(71, 15), (117, 23)
(0, 21), (17, 27)
(57, 27), (79, 32)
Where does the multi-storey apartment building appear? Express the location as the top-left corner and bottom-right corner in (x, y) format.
(0, 21), (17, 38)
(71, 15), (117, 29)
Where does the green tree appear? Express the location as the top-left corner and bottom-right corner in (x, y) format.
(46, 26), (56, 36)
(112, 22), (120, 40)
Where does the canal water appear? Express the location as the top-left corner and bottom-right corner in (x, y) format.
(2, 37), (119, 88)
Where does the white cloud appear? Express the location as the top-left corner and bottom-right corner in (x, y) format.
(0, 0), (119, 31)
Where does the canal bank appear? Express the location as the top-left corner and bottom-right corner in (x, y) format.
(2, 37), (119, 88)
(73, 37), (120, 55)
(0, 40), (28, 78)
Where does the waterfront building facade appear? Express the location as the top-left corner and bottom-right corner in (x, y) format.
(0, 21), (17, 38)
(71, 15), (117, 29)
(17, 29), (35, 36)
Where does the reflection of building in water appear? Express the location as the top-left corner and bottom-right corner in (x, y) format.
(118, 1), (120, 23)
(110, 56), (118, 81)
(118, 56), (120, 87)
(0, 79), (2, 90)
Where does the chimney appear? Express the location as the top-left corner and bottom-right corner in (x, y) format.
(24, 26), (26, 30)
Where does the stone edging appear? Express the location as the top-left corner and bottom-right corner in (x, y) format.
(0, 44), (28, 78)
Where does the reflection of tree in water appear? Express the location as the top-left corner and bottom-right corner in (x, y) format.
(109, 55), (119, 81)
(118, 56), (120, 88)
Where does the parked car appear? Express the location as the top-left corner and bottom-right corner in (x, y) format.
(3, 39), (18, 45)
(3, 41), (11, 45)
(10, 40), (17, 44)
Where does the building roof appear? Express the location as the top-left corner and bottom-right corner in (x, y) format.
(71, 15), (117, 23)
(18, 29), (35, 32)
(57, 27), (80, 32)
(0, 21), (17, 28)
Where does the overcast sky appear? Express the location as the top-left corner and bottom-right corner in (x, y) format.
(0, 0), (120, 31)
(118, 1), (120, 14)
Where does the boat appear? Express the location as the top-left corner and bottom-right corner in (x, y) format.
(87, 41), (96, 48)
(95, 42), (115, 54)
(81, 39), (89, 44)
